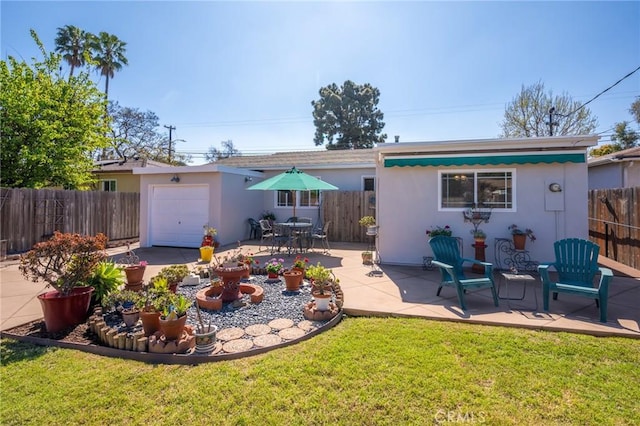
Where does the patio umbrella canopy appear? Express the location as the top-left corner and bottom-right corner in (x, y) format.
(247, 167), (339, 217)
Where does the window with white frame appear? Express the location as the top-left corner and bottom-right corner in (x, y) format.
(99, 179), (117, 192)
(440, 170), (513, 209)
(363, 176), (375, 191)
(276, 190), (294, 207)
(299, 190), (320, 207)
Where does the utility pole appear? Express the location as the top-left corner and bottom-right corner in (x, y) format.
(164, 125), (176, 162)
(547, 107), (558, 136)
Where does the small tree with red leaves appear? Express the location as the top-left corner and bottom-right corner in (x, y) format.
(19, 231), (108, 295)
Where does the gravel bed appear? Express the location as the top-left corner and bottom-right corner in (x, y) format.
(180, 275), (319, 331)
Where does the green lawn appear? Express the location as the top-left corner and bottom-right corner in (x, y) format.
(1, 317), (638, 425)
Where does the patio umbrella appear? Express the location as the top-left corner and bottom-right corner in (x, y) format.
(247, 167), (339, 217)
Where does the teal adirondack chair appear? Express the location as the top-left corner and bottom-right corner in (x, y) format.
(538, 238), (613, 323)
(429, 236), (499, 310)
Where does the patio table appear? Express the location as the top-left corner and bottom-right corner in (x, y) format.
(499, 272), (538, 311)
(274, 222), (313, 254)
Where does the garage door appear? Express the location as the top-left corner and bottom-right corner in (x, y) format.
(150, 185), (209, 248)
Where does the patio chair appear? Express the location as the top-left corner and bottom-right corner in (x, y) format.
(248, 218), (261, 240)
(258, 220), (274, 251)
(538, 238), (613, 323)
(271, 223), (297, 256)
(311, 221), (331, 253)
(429, 236), (499, 311)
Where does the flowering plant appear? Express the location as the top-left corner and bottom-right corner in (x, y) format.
(262, 210), (276, 221)
(237, 251), (258, 266)
(426, 225), (452, 237)
(508, 224), (536, 242)
(471, 229), (486, 239)
(265, 258), (285, 274)
(203, 224), (217, 237)
(292, 255), (309, 269)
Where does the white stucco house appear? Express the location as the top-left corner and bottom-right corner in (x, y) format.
(374, 135), (599, 267)
(133, 135), (599, 270)
(133, 150), (375, 248)
(588, 146), (640, 189)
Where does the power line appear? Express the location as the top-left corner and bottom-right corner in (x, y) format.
(566, 65), (640, 117)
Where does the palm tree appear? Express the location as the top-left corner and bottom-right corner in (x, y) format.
(91, 32), (128, 100)
(54, 25), (94, 79)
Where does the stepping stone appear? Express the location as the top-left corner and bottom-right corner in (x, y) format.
(278, 327), (305, 340)
(245, 324), (271, 336)
(222, 339), (254, 353)
(297, 320), (316, 331)
(268, 318), (294, 330)
(217, 327), (245, 341)
(253, 334), (283, 348)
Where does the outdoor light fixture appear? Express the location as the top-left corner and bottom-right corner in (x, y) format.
(245, 176), (253, 182)
(170, 175), (180, 183)
(548, 183), (562, 192)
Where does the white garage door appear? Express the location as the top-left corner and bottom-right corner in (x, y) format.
(150, 185), (209, 248)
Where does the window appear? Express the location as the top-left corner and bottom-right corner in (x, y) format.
(363, 176), (375, 191)
(299, 190), (320, 207)
(100, 180), (117, 192)
(440, 170), (513, 209)
(276, 190), (294, 207)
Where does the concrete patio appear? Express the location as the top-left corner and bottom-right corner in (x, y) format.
(1, 240), (639, 338)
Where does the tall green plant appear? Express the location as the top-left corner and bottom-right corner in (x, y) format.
(86, 261), (124, 306)
(0, 30), (108, 189)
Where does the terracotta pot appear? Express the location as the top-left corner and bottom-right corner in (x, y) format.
(159, 314), (187, 341)
(214, 266), (248, 302)
(313, 291), (332, 311)
(283, 270), (303, 292)
(140, 310), (161, 336)
(169, 281), (179, 294)
(267, 271), (280, 279)
(513, 234), (527, 250)
(121, 309), (140, 327)
(292, 267), (305, 279)
(124, 265), (146, 284)
(362, 253), (373, 264)
(37, 286), (94, 333)
(124, 281), (144, 293)
(239, 262), (251, 279)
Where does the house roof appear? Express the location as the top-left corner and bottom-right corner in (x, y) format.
(588, 146), (640, 167)
(214, 149), (375, 170)
(93, 158), (173, 173)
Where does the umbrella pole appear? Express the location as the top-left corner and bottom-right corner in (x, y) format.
(292, 190), (296, 219)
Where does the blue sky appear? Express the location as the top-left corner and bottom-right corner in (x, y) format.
(2, 1), (639, 164)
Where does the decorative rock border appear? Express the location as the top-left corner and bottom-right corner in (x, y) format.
(195, 283), (264, 311)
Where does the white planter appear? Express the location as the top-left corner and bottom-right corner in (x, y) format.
(194, 325), (218, 354)
(313, 293), (332, 311)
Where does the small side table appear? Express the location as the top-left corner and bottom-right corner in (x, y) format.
(499, 272), (538, 311)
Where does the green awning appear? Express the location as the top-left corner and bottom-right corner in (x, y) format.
(384, 153), (585, 167)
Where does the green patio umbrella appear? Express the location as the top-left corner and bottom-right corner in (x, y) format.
(247, 167), (339, 217)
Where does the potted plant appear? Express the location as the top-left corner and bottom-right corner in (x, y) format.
(116, 249), (147, 290)
(508, 224), (536, 250)
(19, 231), (107, 332)
(211, 248), (251, 302)
(426, 225), (453, 238)
(199, 224), (217, 260)
(262, 210), (277, 225)
(105, 289), (141, 327)
(136, 277), (172, 336)
(236, 249), (259, 279)
(150, 264), (190, 293)
(359, 215), (377, 235)
(361, 250), (373, 265)
(158, 293), (192, 341)
(194, 302), (218, 354)
(306, 262), (335, 311)
(86, 260), (124, 308)
(265, 257), (285, 279)
(288, 255), (308, 286)
(471, 229), (486, 242)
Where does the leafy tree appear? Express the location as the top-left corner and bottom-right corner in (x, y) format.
(500, 81), (598, 138)
(610, 121), (639, 150)
(91, 31), (128, 100)
(311, 80), (387, 150)
(206, 140), (240, 162)
(54, 25), (94, 79)
(98, 101), (191, 165)
(0, 30), (108, 189)
(590, 97), (640, 157)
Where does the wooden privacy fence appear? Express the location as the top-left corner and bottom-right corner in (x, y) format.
(0, 188), (140, 254)
(321, 191), (376, 243)
(588, 187), (640, 270)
